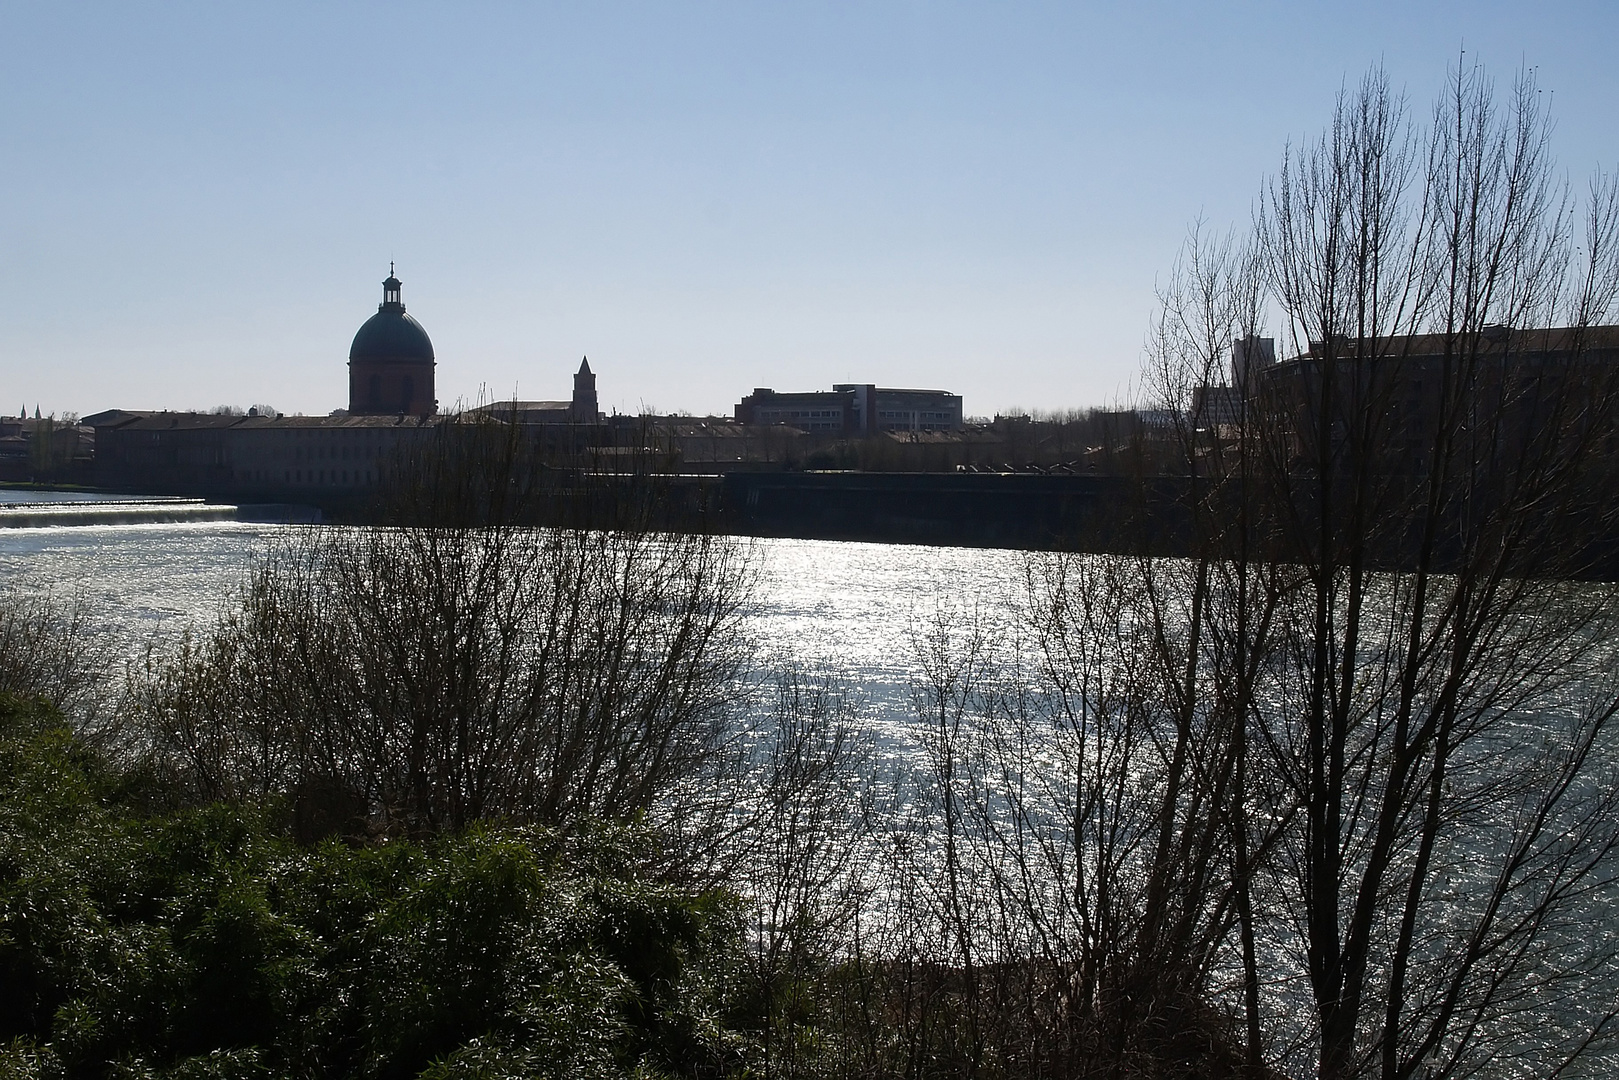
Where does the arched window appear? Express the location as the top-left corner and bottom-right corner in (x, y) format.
(402, 376), (415, 413)
(369, 374), (382, 410)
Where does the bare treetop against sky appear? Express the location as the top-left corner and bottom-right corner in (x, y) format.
(1, 3), (1614, 420)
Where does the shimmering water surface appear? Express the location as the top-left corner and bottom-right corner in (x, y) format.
(0, 521), (278, 638)
(0, 517), (1028, 736)
(3, 506), (1615, 1075)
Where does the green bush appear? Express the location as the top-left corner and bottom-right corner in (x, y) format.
(0, 695), (738, 1080)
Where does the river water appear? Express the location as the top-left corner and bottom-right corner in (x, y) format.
(3, 496), (1614, 1076)
(0, 504), (1028, 744)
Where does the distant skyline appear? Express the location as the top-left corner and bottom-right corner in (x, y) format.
(2, 2), (1614, 420)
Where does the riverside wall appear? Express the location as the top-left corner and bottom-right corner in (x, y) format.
(719, 471), (1180, 552)
(30, 467), (1618, 576)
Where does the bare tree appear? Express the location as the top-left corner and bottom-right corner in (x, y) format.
(1249, 61), (1619, 1080)
(904, 58), (1619, 1080)
(129, 411), (757, 846)
(1080, 59), (1619, 1079)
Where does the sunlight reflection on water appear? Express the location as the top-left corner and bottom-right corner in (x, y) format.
(749, 536), (1026, 712)
(3, 518), (1615, 1075)
(0, 522), (1028, 736)
(0, 520), (282, 640)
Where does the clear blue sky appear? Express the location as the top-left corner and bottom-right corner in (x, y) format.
(2, 2), (1613, 419)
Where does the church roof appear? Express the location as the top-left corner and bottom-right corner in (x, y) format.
(349, 272), (435, 364)
(81, 410), (439, 431)
(467, 401), (573, 413)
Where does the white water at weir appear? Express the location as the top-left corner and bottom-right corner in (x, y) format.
(0, 500), (238, 529)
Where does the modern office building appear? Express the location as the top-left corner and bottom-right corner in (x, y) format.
(735, 383), (963, 433)
(733, 388), (855, 433)
(839, 384), (964, 432)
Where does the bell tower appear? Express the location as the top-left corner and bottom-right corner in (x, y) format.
(571, 356), (598, 421)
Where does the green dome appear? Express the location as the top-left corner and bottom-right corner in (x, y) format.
(349, 273), (434, 364)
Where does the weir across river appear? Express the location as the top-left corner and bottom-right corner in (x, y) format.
(0, 498), (237, 529)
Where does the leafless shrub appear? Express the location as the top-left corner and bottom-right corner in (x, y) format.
(128, 522), (754, 841)
(738, 668), (878, 1075)
(127, 410), (758, 845)
(744, 593), (1259, 1080)
(0, 586), (108, 717)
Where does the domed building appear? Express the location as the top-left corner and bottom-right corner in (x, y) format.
(349, 267), (436, 416)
